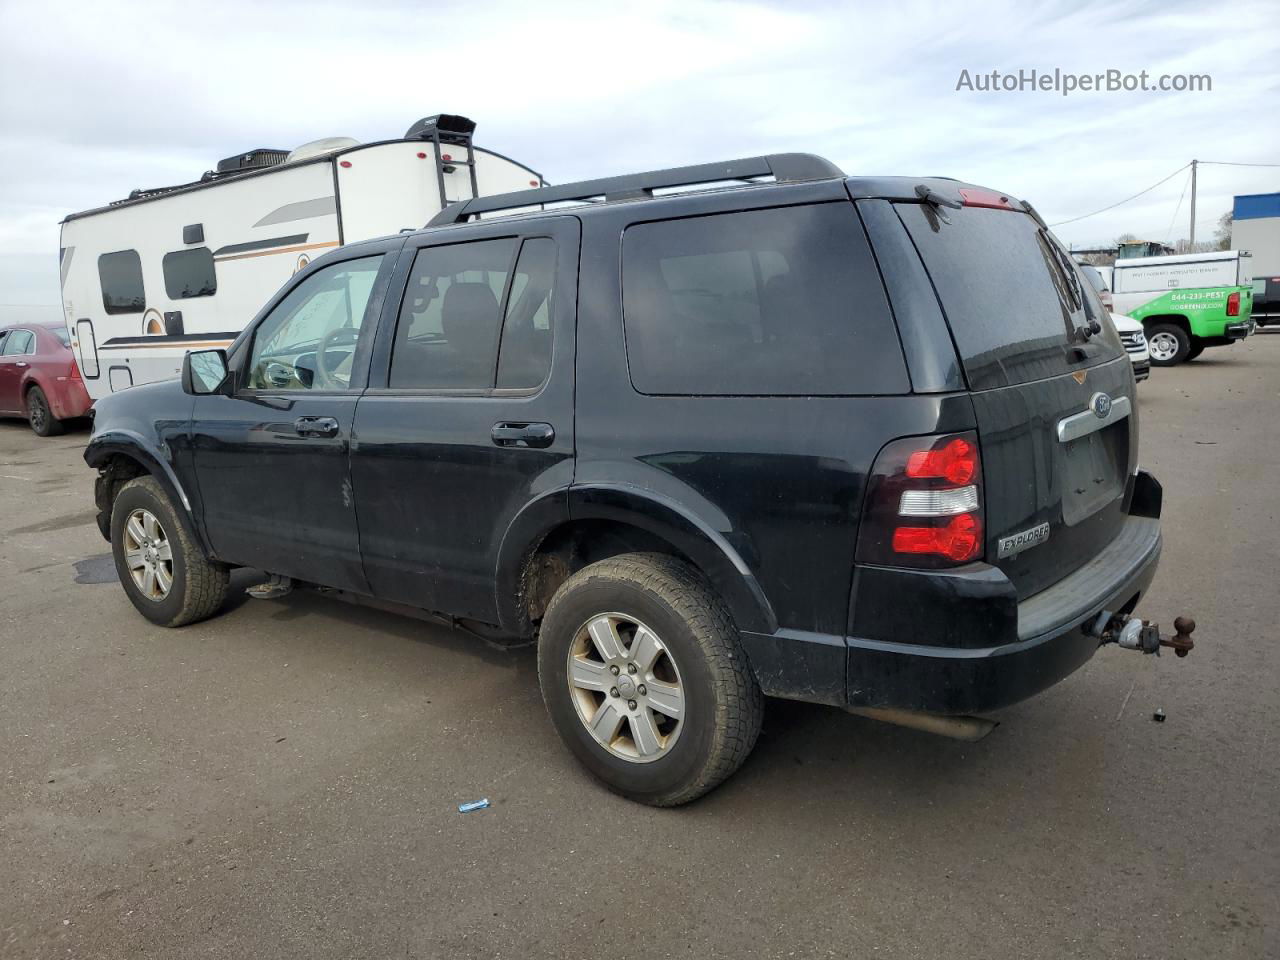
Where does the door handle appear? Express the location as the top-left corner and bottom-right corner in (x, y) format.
(15, 362), (28, 368)
(491, 421), (555, 448)
(294, 416), (340, 438)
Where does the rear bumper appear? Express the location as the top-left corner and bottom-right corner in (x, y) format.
(42, 378), (93, 420)
(739, 479), (1164, 715)
(1225, 320), (1254, 341)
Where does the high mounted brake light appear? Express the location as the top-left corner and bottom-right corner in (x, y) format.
(959, 188), (1015, 210)
(856, 431), (985, 568)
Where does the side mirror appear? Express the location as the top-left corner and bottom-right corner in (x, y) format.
(182, 348), (230, 396)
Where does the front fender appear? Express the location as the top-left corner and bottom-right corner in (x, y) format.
(84, 431), (210, 556)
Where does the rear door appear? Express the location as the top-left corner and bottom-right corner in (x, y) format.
(0, 329), (36, 414)
(350, 217), (579, 623)
(893, 200), (1134, 598)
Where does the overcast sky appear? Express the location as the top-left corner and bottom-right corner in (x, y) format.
(1, 0), (1276, 312)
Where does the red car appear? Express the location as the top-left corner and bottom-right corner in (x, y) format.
(0, 321), (93, 436)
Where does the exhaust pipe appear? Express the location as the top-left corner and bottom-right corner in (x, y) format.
(846, 706), (998, 742)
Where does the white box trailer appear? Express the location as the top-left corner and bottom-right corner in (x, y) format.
(60, 115), (545, 401)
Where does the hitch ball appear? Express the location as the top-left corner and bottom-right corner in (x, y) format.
(1162, 617), (1196, 658)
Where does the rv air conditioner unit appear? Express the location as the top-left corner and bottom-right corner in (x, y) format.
(286, 137), (361, 164)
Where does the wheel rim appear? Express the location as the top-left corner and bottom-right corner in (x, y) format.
(566, 613), (685, 763)
(123, 508), (174, 601)
(1148, 331), (1179, 362)
(29, 393), (46, 431)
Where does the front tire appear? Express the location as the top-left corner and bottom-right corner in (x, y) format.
(537, 553), (763, 806)
(1146, 323), (1190, 366)
(110, 476), (229, 627)
(26, 386), (63, 437)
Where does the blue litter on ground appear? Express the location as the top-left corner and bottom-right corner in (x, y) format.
(458, 798), (490, 813)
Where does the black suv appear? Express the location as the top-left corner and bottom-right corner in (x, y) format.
(86, 154), (1167, 805)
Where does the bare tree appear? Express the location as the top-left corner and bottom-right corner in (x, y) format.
(1214, 211), (1233, 251)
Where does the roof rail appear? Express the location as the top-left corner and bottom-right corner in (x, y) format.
(426, 153), (844, 227)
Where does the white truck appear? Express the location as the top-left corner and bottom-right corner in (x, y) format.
(1111, 250), (1255, 366)
(60, 114), (545, 400)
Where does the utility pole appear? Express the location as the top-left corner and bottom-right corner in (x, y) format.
(1189, 159), (1198, 247)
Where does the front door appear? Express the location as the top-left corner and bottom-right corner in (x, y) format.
(350, 217), (580, 622)
(190, 245), (401, 590)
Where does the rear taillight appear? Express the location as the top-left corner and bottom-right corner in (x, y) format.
(856, 432), (985, 568)
(69, 359), (82, 380)
(1227, 292), (1240, 316)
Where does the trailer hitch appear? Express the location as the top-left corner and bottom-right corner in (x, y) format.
(1088, 612), (1196, 657)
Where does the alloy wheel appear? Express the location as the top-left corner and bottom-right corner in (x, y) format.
(123, 508), (174, 601)
(566, 613), (685, 763)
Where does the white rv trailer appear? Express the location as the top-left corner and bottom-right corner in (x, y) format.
(59, 115), (545, 401)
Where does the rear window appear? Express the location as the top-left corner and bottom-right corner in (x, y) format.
(52, 328), (71, 347)
(622, 203), (908, 396)
(897, 204), (1121, 390)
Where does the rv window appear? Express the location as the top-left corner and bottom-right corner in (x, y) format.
(98, 250), (146, 315)
(245, 255), (383, 391)
(390, 238), (519, 389)
(162, 248), (217, 299)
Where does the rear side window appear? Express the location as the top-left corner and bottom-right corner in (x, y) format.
(98, 250), (146, 314)
(897, 204), (1121, 390)
(622, 204), (908, 396)
(391, 239), (517, 389)
(496, 237), (556, 389)
(162, 248), (217, 299)
(2, 329), (34, 355)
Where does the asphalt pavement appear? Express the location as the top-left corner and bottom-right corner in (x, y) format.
(2, 334), (1277, 959)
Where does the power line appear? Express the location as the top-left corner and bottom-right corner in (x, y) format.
(1198, 160), (1280, 168)
(1049, 164), (1188, 227)
(1164, 166), (1192, 244)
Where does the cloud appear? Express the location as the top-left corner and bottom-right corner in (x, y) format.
(1, 0), (1276, 305)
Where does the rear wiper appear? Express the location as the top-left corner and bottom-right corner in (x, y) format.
(914, 184), (962, 223)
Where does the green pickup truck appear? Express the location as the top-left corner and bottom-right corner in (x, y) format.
(1111, 250), (1255, 365)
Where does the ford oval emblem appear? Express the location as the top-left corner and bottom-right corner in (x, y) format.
(1090, 392), (1113, 419)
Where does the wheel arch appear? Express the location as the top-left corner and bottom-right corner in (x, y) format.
(85, 432), (211, 556)
(1140, 313), (1191, 336)
(495, 484), (777, 639)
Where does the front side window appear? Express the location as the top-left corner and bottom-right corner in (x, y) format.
(622, 204), (909, 396)
(2, 330), (35, 356)
(246, 255), (383, 391)
(98, 250), (146, 315)
(162, 248), (217, 299)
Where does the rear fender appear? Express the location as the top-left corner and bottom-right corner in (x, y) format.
(567, 484), (777, 635)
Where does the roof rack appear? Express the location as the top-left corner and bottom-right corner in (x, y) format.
(426, 152), (844, 227)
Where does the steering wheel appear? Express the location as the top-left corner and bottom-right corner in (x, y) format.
(314, 327), (360, 388)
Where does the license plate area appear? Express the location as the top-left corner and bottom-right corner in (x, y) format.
(1061, 421), (1125, 526)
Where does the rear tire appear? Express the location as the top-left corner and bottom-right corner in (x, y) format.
(110, 476), (229, 627)
(26, 386), (63, 437)
(1146, 323), (1190, 366)
(537, 553), (763, 806)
